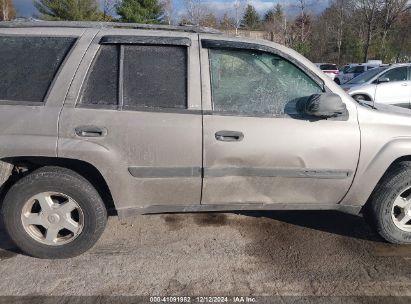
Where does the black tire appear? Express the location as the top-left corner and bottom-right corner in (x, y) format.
(334, 78), (341, 85)
(1, 166), (107, 258)
(365, 161), (411, 244)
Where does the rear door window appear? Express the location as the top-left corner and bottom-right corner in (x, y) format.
(123, 45), (187, 109)
(80, 43), (188, 110)
(0, 36), (76, 103)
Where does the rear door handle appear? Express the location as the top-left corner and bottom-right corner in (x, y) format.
(75, 126), (107, 138)
(215, 131), (244, 142)
(401, 83), (408, 86)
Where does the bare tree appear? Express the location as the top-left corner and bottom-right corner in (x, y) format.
(379, 0), (409, 60)
(330, 0), (352, 64)
(355, 0), (381, 62)
(0, 0), (16, 21)
(102, 0), (117, 21)
(183, 0), (206, 25)
(234, 0), (247, 35)
(161, 0), (174, 25)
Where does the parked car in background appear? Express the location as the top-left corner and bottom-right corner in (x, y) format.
(335, 63), (381, 85)
(342, 64), (411, 107)
(315, 63), (339, 80)
(340, 64), (357, 74)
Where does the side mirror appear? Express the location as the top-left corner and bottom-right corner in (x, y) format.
(297, 93), (347, 118)
(377, 77), (390, 83)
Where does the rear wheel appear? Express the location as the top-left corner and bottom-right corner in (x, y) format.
(2, 166), (107, 258)
(365, 161), (411, 244)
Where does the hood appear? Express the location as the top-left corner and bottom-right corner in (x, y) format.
(372, 102), (411, 116)
(359, 100), (411, 117)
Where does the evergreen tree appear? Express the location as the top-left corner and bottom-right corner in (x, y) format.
(0, 0), (16, 21)
(264, 9), (275, 23)
(117, 0), (163, 24)
(274, 3), (284, 19)
(34, 0), (101, 21)
(242, 5), (260, 30)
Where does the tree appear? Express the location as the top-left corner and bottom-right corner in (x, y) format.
(199, 12), (217, 28)
(183, 0), (206, 25)
(102, 0), (117, 21)
(234, 0), (247, 35)
(0, 0), (16, 21)
(242, 4), (260, 30)
(264, 4), (285, 42)
(379, 0), (409, 60)
(117, 0), (162, 23)
(355, 0), (381, 62)
(219, 13), (235, 30)
(160, 0), (174, 25)
(34, 0), (101, 21)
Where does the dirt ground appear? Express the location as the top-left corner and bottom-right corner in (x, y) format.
(0, 210), (410, 298)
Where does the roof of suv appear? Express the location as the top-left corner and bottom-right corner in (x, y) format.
(0, 20), (222, 34)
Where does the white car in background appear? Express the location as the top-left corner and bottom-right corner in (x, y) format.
(315, 63), (339, 80)
(335, 63), (381, 85)
(341, 64), (411, 108)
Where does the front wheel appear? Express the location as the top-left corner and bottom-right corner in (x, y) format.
(2, 166), (107, 258)
(365, 161), (411, 244)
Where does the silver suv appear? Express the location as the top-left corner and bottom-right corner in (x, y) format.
(1, 21), (411, 259)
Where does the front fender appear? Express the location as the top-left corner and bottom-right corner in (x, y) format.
(341, 137), (411, 206)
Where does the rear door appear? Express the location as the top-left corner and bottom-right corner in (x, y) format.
(375, 66), (411, 108)
(58, 30), (202, 214)
(199, 37), (360, 206)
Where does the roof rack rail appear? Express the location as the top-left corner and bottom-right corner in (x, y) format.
(0, 20), (221, 34)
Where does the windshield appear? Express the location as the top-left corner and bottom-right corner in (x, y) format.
(347, 67), (388, 84)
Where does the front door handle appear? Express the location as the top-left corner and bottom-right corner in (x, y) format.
(215, 131), (244, 142)
(75, 126), (107, 138)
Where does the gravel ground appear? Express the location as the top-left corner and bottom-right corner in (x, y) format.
(0, 210), (410, 297)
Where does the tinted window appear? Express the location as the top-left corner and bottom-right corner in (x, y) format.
(347, 67), (388, 84)
(81, 44), (187, 109)
(209, 49), (322, 115)
(123, 45), (187, 109)
(81, 45), (119, 106)
(0, 36), (76, 103)
(320, 64), (337, 70)
(381, 67), (408, 82)
(347, 66), (365, 73)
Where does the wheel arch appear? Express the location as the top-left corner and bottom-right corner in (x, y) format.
(341, 137), (411, 209)
(0, 156), (116, 215)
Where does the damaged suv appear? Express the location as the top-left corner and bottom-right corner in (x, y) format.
(1, 21), (411, 259)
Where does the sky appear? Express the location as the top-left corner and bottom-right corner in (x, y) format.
(13, 0), (330, 19)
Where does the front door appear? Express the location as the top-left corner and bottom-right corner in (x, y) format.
(375, 66), (411, 108)
(200, 40), (361, 206)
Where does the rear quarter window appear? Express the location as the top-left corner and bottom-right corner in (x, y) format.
(0, 36), (76, 103)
